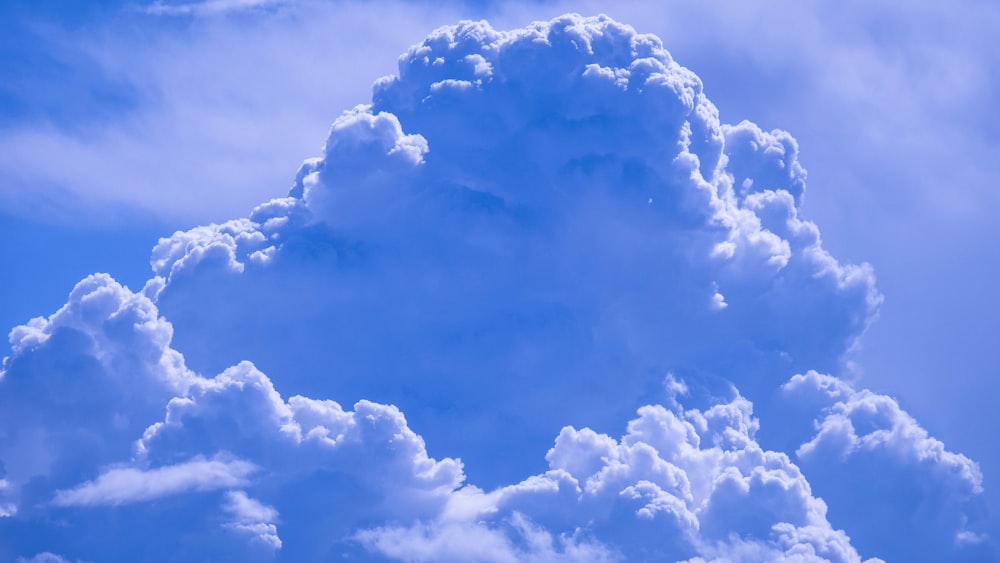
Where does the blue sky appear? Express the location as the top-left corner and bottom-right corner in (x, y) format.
(1, 1), (999, 561)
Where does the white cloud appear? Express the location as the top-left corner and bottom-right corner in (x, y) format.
(223, 490), (282, 549)
(0, 0), (469, 224)
(52, 456), (257, 506)
(0, 271), (974, 560)
(0, 9), (993, 562)
(3, 273), (191, 393)
(357, 512), (620, 563)
(16, 554), (74, 563)
(144, 0), (289, 16)
(136, 361), (466, 516)
(781, 371), (989, 560)
(359, 389), (874, 562)
(0, 274), (195, 511)
(0, 479), (15, 517)
(787, 373), (983, 485)
(6, 0), (995, 228)
(1, 267), (880, 560)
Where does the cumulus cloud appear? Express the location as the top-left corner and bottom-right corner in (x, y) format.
(0, 278), (462, 559)
(357, 388), (880, 562)
(0, 287), (878, 560)
(0, 274), (194, 511)
(0, 11), (990, 563)
(149, 14), (880, 489)
(136, 360), (466, 513)
(781, 372), (990, 561)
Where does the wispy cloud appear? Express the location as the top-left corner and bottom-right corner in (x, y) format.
(52, 456), (257, 506)
(4, 0), (997, 228)
(143, 0), (290, 16)
(0, 0), (469, 225)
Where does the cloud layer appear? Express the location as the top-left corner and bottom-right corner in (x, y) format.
(0, 13), (989, 562)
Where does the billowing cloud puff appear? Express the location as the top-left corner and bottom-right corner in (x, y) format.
(0, 278), (463, 559)
(359, 388), (878, 562)
(0, 274), (193, 512)
(0, 12), (990, 563)
(781, 372), (990, 561)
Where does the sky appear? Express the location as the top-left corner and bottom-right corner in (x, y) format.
(1, 0), (998, 561)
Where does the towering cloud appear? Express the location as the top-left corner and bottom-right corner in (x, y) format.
(149, 14), (879, 484)
(0, 13), (988, 562)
